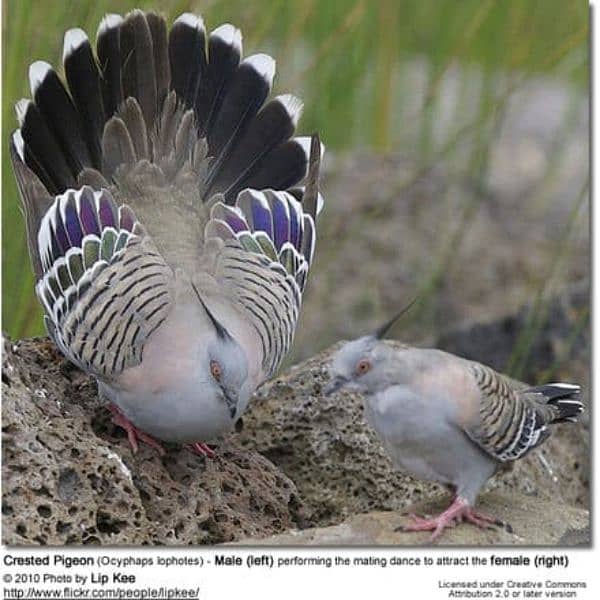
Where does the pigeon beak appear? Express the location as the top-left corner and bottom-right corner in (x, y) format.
(223, 390), (238, 419)
(324, 375), (349, 396)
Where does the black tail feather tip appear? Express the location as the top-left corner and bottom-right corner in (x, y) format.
(527, 383), (583, 422)
(547, 384), (583, 421)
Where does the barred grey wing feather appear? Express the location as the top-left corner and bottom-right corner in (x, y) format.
(214, 245), (300, 376)
(203, 187), (317, 377)
(464, 362), (582, 462)
(36, 187), (174, 379)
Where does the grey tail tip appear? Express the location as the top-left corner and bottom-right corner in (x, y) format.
(303, 131), (322, 219)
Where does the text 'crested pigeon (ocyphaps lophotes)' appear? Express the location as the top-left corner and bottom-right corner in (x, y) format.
(325, 305), (584, 541)
(10, 10), (324, 457)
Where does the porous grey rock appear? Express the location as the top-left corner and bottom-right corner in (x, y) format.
(1, 337), (305, 545)
(232, 352), (438, 526)
(1, 288), (589, 545)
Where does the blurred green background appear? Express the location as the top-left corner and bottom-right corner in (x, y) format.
(2, 0), (589, 378)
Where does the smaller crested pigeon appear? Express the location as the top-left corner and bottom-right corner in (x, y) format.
(325, 305), (584, 541)
(10, 11), (324, 457)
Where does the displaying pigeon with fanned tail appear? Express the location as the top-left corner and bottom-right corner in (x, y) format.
(325, 307), (584, 541)
(10, 10), (324, 457)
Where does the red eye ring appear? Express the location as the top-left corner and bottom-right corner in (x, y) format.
(210, 360), (222, 382)
(356, 358), (372, 376)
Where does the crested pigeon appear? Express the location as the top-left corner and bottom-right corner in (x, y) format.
(325, 310), (584, 541)
(10, 10), (324, 457)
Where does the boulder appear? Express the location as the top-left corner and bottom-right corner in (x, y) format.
(1, 289), (589, 545)
(1, 337), (304, 545)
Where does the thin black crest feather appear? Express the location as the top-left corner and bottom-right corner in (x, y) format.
(374, 297), (419, 340)
(192, 282), (231, 340)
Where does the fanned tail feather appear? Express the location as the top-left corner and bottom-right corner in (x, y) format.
(525, 383), (584, 423)
(12, 10), (320, 210)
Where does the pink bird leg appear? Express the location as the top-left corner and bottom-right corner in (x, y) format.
(109, 405), (216, 458)
(109, 404), (166, 455)
(398, 496), (501, 541)
(187, 442), (216, 458)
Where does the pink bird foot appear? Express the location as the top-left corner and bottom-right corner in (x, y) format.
(187, 442), (216, 459)
(109, 404), (166, 455)
(396, 496), (502, 541)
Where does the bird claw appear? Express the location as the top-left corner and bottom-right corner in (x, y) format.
(400, 514), (458, 539)
(109, 406), (216, 458)
(399, 512), (453, 529)
(133, 429), (167, 455)
(463, 509), (504, 528)
(188, 442), (216, 459)
(109, 405), (166, 455)
(397, 497), (502, 541)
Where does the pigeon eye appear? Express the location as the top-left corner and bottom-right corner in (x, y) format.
(210, 360), (222, 382)
(356, 359), (372, 376)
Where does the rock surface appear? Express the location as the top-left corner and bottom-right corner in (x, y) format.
(2, 338), (304, 545)
(235, 492), (590, 546)
(1, 289), (589, 545)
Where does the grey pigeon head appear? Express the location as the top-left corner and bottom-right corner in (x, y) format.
(193, 286), (249, 419)
(203, 330), (249, 419)
(325, 300), (416, 396)
(326, 335), (394, 395)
